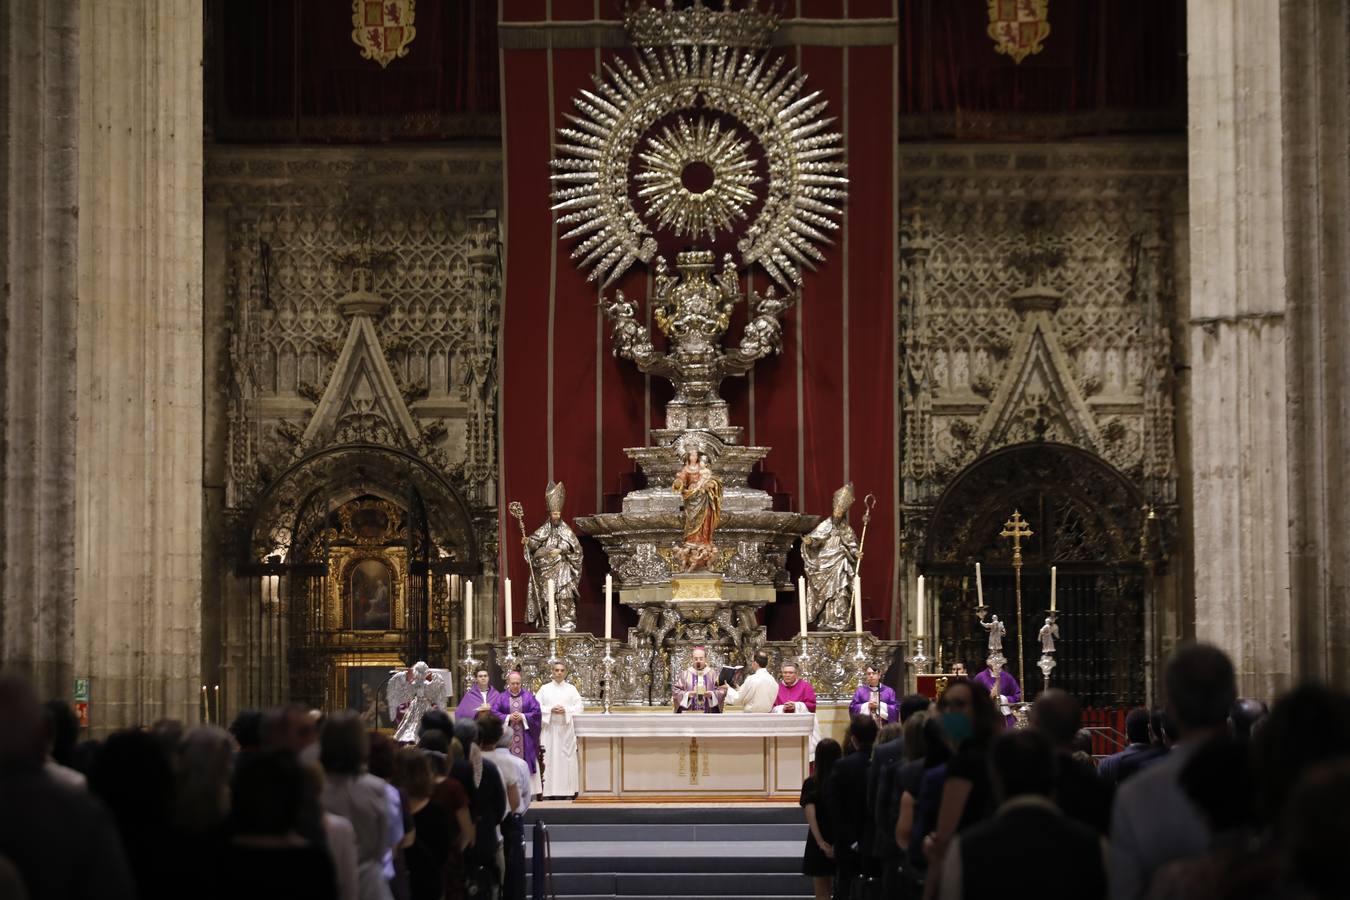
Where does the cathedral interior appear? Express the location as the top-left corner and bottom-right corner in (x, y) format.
(0, 0), (1346, 736)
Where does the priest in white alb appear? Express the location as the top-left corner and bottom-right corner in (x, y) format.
(726, 651), (778, 713)
(536, 660), (584, 799)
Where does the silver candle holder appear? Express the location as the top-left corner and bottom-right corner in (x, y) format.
(459, 639), (482, 693)
(600, 639), (617, 715)
(908, 636), (931, 675)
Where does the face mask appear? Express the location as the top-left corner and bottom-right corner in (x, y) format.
(941, 711), (973, 744)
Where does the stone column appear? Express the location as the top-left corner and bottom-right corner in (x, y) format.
(73, 0), (203, 730)
(1186, 0), (1293, 697)
(0, 0), (81, 701)
(1280, 0), (1350, 684)
(1186, 0), (1350, 696)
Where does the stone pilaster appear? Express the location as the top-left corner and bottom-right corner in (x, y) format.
(0, 0), (81, 700)
(1186, 0), (1293, 697)
(1280, 0), (1350, 684)
(73, 0), (203, 730)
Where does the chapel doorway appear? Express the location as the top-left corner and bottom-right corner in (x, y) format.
(234, 445), (479, 719)
(921, 443), (1151, 707)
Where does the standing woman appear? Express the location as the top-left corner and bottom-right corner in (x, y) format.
(801, 738), (843, 900)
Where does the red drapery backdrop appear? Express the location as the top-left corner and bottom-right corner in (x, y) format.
(498, 1), (900, 643)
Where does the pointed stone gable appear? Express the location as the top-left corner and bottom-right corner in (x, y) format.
(302, 314), (421, 450)
(976, 307), (1101, 454)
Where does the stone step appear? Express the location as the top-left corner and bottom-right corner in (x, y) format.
(524, 872), (810, 897)
(526, 822), (807, 842)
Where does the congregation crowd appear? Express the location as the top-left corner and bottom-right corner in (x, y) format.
(3, 641), (1350, 900)
(800, 643), (1350, 900)
(0, 678), (529, 900)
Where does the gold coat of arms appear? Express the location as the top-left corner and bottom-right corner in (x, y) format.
(986, 0), (1050, 65)
(351, 0), (416, 68)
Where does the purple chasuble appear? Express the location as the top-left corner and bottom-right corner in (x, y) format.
(674, 668), (723, 713)
(972, 668), (1022, 727)
(849, 684), (898, 723)
(454, 685), (501, 721)
(490, 689), (542, 772)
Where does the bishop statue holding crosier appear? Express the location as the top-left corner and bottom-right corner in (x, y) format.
(801, 483), (859, 631)
(524, 481), (582, 633)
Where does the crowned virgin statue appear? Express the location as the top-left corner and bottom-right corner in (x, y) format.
(671, 449), (723, 571)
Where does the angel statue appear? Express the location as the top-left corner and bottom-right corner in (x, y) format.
(386, 661), (448, 744)
(1039, 616), (1060, 654)
(801, 483), (860, 631)
(671, 448), (723, 571)
(982, 614), (1007, 653)
(524, 481), (583, 632)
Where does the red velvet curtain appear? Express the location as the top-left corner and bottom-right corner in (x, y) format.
(216, 0), (499, 141)
(899, 0), (1184, 121)
(498, 1), (901, 642)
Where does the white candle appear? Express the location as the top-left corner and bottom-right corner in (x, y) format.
(604, 574), (613, 641)
(915, 575), (926, 638)
(505, 578), (513, 638)
(464, 580), (473, 642)
(798, 576), (808, 636)
(853, 576), (863, 633)
(1050, 566), (1057, 612)
(547, 578), (557, 640)
(975, 562), (984, 606)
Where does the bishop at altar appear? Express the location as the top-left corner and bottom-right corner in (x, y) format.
(674, 647), (726, 713)
(536, 661), (584, 799)
(492, 671), (543, 794)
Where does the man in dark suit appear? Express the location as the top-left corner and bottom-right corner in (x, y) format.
(937, 728), (1106, 900)
(1032, 689), (1114, 834)
(1098, 708), (1153, 784)
(829, 715), (878, 900)
(868, 694), (931, 898)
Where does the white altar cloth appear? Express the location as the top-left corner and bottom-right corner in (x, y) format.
(573, 713), (812, 799)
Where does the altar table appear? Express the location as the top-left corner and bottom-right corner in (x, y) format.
(573, 713), (813, 800)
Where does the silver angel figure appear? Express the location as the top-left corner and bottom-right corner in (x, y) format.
(386, 661), (448, 744)
(801, 483), (859, 631)
(525, 481), (583, 633)
(982, 614), (1007, 653)
(1039, 617), (1060, 654)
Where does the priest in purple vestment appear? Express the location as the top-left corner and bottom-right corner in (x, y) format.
(674, 646), (726, 713)
(972, 664), (1021, 727)
(455, 667), (500, 720)
(773, 661), (817, 713)
(849, 665), (898, 725)
(491, 671), (542, 778)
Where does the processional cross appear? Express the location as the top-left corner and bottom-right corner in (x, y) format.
(998, 511), (1035, 700)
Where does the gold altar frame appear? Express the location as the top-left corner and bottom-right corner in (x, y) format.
(325, 546), (409, 633)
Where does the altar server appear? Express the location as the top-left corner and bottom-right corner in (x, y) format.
(849, 665), (898, 726)
(536, 661), (584, 799)
(726, 651), (779, 713)
(455, 667), (500, 720)
(674, 646), (726, 713)
(491, 671), (543, 794)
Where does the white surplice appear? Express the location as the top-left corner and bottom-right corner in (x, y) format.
(726, 667), (779, 713)
(536, 678), (584, 797)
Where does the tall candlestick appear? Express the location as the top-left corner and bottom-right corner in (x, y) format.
(505, 578), (513, 638)
(464, 581), (474, 642)
(1050, 566), (1057, 612)
(798, 576), (808, 636)
(975, 562), (984, 606)
(853, 576), (863, 633)
(915, 575), (926, 637)
(547, 578), (557, 640)
(604, 574), (613, 640)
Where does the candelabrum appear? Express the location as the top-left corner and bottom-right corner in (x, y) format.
(796, 634), (810, 681)
(853, 632), (867, 661)
(1037, 652), (1057, 694)
(502, 637), (518, 674)
(459, 639), (482, 693)
(600, 639), (617, 715)
(908, 637), (931, 675)
(550, 636), (561, 665)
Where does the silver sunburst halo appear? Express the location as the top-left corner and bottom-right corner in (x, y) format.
(634, 115), (759, 242)
(550, 44), (847, 287)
